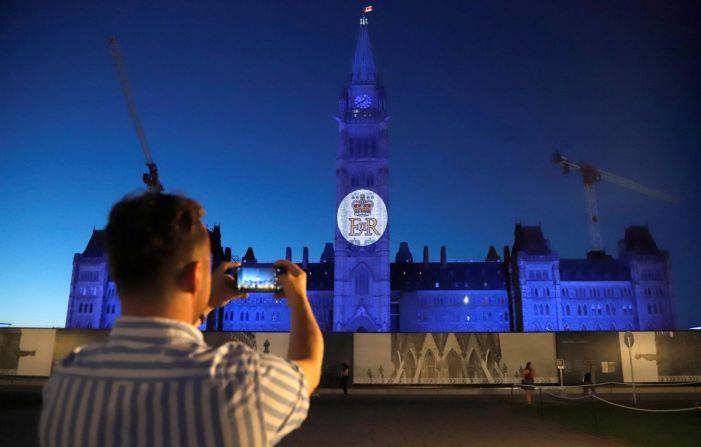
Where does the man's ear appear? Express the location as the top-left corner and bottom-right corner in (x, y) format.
(178, 261), (203, 294)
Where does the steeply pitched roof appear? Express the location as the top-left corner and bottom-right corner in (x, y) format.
(620, 225), (660, 255)
(320, 243), (335, 263)
(82, 229), (107, 257)
(242, 247), (257, 263)
(513, 224), (552, 255)
(352, 21), (376, 84)
(304, 263), (335, 290)
(395, 242), (413, 263)
(559, 259), (631, 281)
(390, 262), (507, 291)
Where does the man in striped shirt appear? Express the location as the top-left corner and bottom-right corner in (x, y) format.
(40, 192), (324, 446)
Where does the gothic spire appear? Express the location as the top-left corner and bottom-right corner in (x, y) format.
(352, 17), (376, 84)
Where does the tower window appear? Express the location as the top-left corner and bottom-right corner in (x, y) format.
(353, 268), (369, 295)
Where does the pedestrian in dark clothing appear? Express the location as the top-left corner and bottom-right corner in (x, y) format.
(341, 363), (350, 396)
(522, 361), (536, 404)
(582, 361), (595, 395)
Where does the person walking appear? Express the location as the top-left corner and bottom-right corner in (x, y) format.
(340, 363), (350, 396)
(522, 361), (536, 404)
(582, 360), (595, 395)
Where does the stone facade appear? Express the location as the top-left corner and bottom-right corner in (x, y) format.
(64, 19), (675, 333)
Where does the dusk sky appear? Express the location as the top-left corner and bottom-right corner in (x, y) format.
(1, 0), (700, 328)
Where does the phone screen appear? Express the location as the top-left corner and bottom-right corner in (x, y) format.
(234, 264), (282, 293)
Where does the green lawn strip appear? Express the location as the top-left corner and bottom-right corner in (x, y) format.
(537, 397), (701, 447)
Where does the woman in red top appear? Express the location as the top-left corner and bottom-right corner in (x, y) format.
(522, 361), (536, 404)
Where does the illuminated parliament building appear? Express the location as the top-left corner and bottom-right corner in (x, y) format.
(65, 18), (675, 333)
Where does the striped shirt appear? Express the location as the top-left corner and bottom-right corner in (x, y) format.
(40, 316), (309, 447)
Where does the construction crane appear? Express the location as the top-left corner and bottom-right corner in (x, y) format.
(107, 36), (163, 193)
(552, 151), (678, 254)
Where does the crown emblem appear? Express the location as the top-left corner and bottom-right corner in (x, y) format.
(352, 193), (374, 217)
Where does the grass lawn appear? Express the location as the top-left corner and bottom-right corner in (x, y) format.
(536, 392), (701, 447)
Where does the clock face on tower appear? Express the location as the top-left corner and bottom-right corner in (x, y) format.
(354, 94), (372, 109)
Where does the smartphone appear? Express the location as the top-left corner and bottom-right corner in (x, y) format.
(231, 264), (285, 293)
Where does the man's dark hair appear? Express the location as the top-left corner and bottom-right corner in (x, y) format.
(105, 192), (208, 296)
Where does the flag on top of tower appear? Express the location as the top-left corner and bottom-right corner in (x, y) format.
(364, 5), (373, 13)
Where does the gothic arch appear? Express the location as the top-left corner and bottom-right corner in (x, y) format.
(346, 315), (377, 332)
(403, 351), (417, 383)
(421, 350), (437, 380)
(466, 349), (482, 379)
(351, 263), (372, 296)
(446, 349), (464, 379)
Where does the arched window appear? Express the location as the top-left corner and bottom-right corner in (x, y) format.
(422, 351), (437, 379)
(353, 266), (370, 295)
(89, 304), (93, 312)
(79, 303), (83, 313)
(545, 304), (549, 315)
(577, 305), (581, 315)
(245, 312), (249, 321)
(583, 306), (588, 316)
(606, 304), (610, 315)
(566, 304), (570, 316)
(534, 304), (538, 314)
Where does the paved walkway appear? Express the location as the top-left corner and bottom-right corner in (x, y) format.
(4, 386), (698, 446)
(280, 394), (626, 447)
